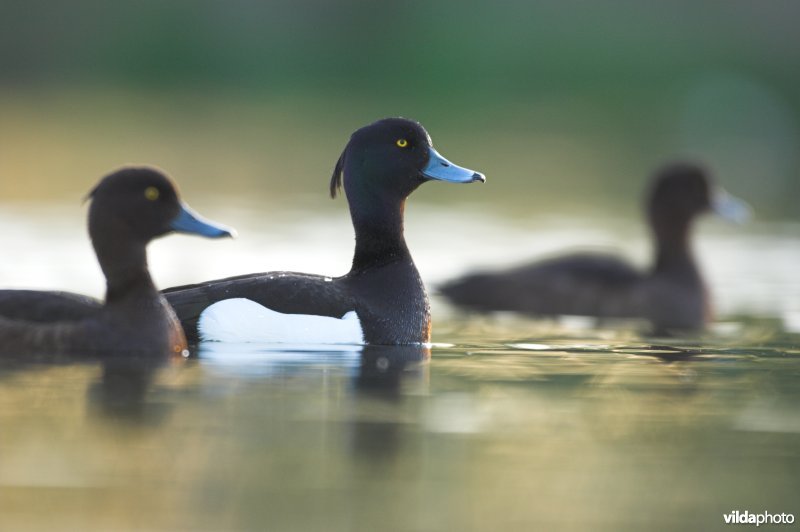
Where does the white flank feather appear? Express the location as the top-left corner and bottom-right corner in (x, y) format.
(198, 298), (365, 345)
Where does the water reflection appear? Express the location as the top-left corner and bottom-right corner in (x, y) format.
(195, 342), (431, 475)
(85, 358), (177, 422)
(345, 345), (430, 472)
(198, 342), (429, 383)
(1, 330), (798, 531)
(356, 344), (430, 395)
(0, 350), (175, 423)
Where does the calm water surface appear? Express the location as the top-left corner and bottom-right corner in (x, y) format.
(1, 204), (798, 531)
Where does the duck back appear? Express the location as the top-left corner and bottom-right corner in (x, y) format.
(0, 290), (102, 323)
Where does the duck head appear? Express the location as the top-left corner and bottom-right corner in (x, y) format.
(647, 162), (751, 229)
(329, 118), (485, 203)
(88, 167), (235, 245)
(87, 167), (234, 300)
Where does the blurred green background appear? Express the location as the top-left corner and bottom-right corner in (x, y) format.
(1, 0), (798, 220)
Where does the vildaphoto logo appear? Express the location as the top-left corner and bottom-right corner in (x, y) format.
(723, 510), (795, 526)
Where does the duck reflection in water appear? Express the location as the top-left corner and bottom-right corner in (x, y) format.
(195, 342), (429, 462)
(0, 352), (180, 423)
(86, 355), (183, 421)
(197, 342), (428, 388)
(350, 344), (430, 467)
(356, 344), (430, 395)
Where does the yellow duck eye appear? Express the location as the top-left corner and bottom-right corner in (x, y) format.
(144, 186), (160, 201)
(396, 138), (409, 148)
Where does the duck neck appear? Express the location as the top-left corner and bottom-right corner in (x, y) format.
(93, 231), (157, 305)
(349, 196), (412, 273)
(651, 216), (697, 277)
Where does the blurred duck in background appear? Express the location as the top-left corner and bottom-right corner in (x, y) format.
(0, 167), (234, 357)
(439, 162), (751, 332)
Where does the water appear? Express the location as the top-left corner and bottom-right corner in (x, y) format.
(1, 204), (799, 531)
